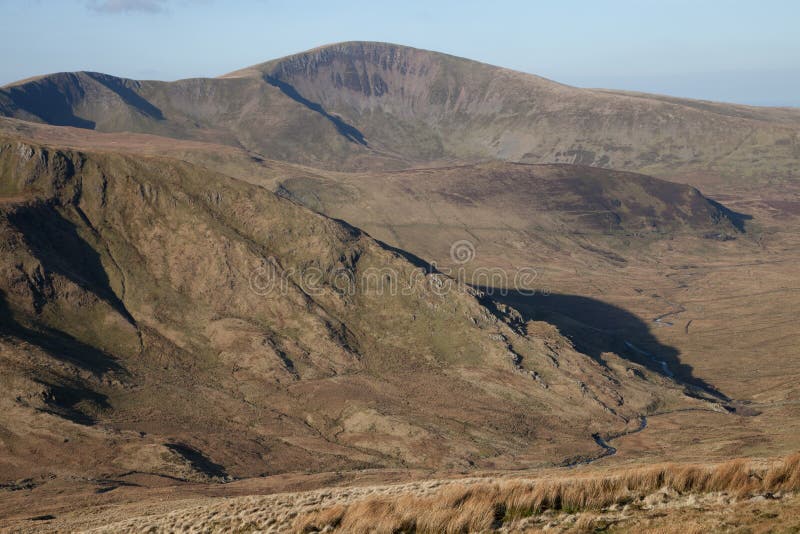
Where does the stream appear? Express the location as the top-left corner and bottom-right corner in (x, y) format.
(564, 416), (648, 467)
(562, 330), (672, 467)
(624, 340), (674, 378)
(652, 298), (686, 328)
(562, 295), (747, 468)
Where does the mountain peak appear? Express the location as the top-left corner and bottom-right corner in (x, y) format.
(220, 41), (553, 85)
(222, 41), (449, 79)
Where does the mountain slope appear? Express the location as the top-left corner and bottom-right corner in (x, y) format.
(0, 135), (698, 483)
(276, 161), (744, 263)
(2, 42), (799, 182)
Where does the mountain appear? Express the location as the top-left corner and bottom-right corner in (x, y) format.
(2, 42), (799, 183)
(0, 135), (702, 484)
(2, 41), (800, 531)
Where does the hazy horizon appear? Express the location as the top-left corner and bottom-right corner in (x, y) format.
(1, 0), (799, 107)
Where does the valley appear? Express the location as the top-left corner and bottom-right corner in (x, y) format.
(0, 41), (798, 532)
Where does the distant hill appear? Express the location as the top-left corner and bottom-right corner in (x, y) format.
(2, 42), (799, 183)
(276, 160), (745, 252)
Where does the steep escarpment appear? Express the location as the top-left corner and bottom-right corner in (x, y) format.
(0, 137), (694, 483)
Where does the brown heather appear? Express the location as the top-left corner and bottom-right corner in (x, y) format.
(1, 41), (800, 533)
(295, 453), (800, 533)
(4, 42), (799, 183)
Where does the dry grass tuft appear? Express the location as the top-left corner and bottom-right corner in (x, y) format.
(764, 452), (800, 492)
(706, 459), (755, 496)
(295, 452), (800, 533)
(663, 464), (710, 493)
(295, 504), (346, 532)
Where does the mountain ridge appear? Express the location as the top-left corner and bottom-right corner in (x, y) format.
(1, 41), (798, 181)
(2, 39), (800, 531)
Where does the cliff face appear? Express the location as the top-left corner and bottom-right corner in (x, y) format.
(257, 41), (533, 115)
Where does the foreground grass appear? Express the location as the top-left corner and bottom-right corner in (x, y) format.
(24, 454), (798, 533)
(295, 454), (800, 533)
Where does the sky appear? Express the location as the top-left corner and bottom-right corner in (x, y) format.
(1, 0), (798, 106)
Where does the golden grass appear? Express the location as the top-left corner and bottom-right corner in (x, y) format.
(295, 453), (800, 533)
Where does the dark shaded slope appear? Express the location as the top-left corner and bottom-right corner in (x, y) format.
(83, 72), (164, 120)
(265, 75), (367, 145)
(1, 73), (95, 128)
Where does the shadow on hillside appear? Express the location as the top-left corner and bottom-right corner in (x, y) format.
(0, 290), (113, 425)
(5, 78), (96, 129)
(44, 382), (111, 425)
(7, 203), (136, 325)
(479, 288), (729, 401)
(165, 443), (229, 480)
(264, 75), (368, 145)
(0, 290), (123, 375)
(84, 72), (164, 120)
(373, 238), (439, 273)
(708, 199), (753, 233)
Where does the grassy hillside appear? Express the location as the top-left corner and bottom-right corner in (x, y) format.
(2, 42), (799, 183)
(0, 135), (704, 484)
(8, 453), (799, 532)
(1, 41), (799, 532)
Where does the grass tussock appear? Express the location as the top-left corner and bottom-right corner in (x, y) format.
(295, 453), (800, 533)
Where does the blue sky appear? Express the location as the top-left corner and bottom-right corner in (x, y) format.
(1, 0), (798, 106)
